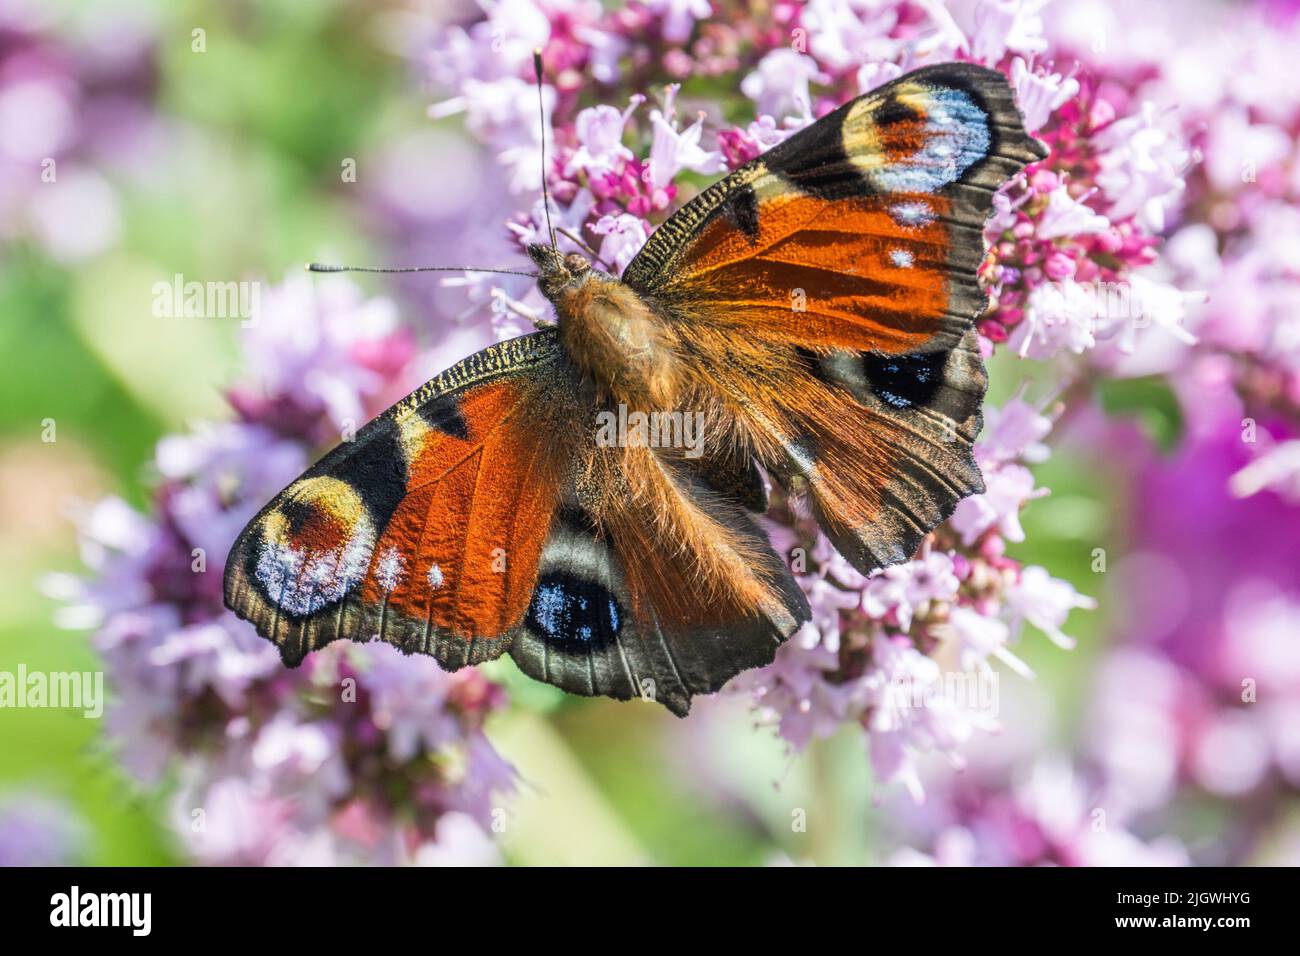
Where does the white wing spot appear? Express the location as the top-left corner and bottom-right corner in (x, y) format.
(889, 201), (935, 228)
(889, 249), (915, 268)
(375, 547), (406, 592)
(427, 562), (445, 590)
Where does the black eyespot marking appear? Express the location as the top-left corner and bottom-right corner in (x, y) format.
(874, 94), (921, 129)
(418, 394), (469, 440)
(524, 570), (622, 652)
(279, 498), (318, 537)
(327, 418), (407, 525)
(726, 183), (761, 241)
(863, 350), (946, 410)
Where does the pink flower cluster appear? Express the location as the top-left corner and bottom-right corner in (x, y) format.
(887, 758), (1188, 866)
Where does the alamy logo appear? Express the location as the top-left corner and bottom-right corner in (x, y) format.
(595, 404), (706, 459)
(883, 670), (1000, 718)
(152, 273), (260, 327)
(50, 886), (151, 936)
(0, 665), (102, 718)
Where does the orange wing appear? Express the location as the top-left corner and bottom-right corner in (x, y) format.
(623, 63), (1045, 574)
(223, 332), (571, 668)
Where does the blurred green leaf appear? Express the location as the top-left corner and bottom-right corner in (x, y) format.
(1096, 375), (1185, 454)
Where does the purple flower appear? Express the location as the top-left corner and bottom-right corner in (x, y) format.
(0, 3), (162, 262)
(589, 212), (651, 274)
(887, 758), (1188, 866)
(733, 391), (1084, 799)
(361, 644), (471, 761)
(950, 463), (1044, 544)
(718, 115), (799, 168)
(156, 423), (307, 564)
(1004, 565), (1095, 651)
(801, 0), (902, 73)
(1092, 102), (1189, 233)
(0, 794), (88, 866)
(231, 274), (414, 444)
(648, 88), (724, 189)
(969, 0), (1050, 66)
(865, 634), (995, 802)
(641, 0), (713, 44)
(51, 272), (515, 865)
(1034, 184), (1111, 240)
(941, 606), (1028, 677)
(1009, 57), (1078, 133)
(856, 60), (904, 94)
(740, 49), (826, 120)
(862, 551), (960, 631)
(565, 102), (638, 179)
(432, 77), (556, 194)
(1009, 280), (1099, 358)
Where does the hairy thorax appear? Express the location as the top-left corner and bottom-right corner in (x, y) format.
(553, 273), (682, 410)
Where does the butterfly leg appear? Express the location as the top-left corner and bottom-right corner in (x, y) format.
(490, 290), (554, 329)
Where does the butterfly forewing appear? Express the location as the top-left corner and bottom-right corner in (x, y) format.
(223, 332), (571, 668)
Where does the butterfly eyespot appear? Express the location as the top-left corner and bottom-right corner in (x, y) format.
(252, 476), (377, 616)
(525, 570), (622, 650)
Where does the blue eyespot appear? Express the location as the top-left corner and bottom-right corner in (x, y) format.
(525, 571), (623, 649)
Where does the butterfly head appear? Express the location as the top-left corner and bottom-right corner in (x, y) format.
(527, 244), (591, 301)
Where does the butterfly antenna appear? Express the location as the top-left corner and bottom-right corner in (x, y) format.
(533, 47), (557, 249)
(306, 263), (537, 278)
(556, 226), (614, 271)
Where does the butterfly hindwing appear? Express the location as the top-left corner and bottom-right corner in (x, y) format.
(798, 327), (988, 568)
(223, 331), (570, 668)
(623, 62), (1041, 576)
(508, 501), (809, 717)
